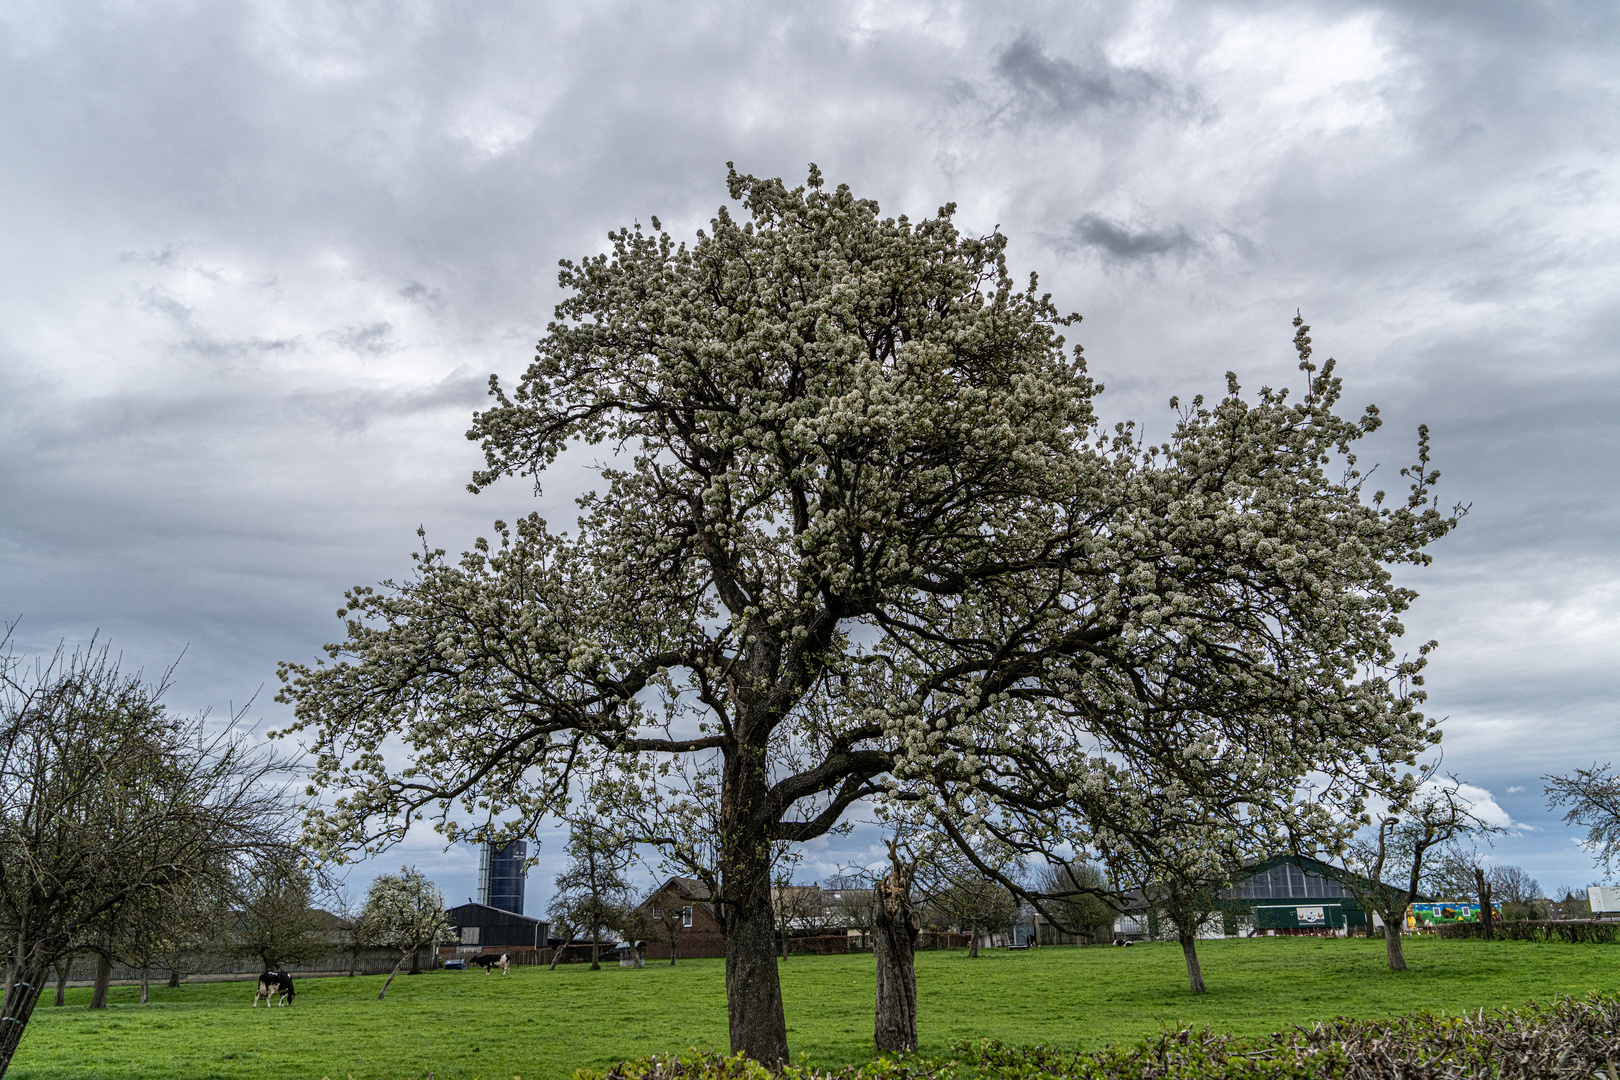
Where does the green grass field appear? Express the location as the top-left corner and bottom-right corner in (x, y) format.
(12, 937), (1619, 1080)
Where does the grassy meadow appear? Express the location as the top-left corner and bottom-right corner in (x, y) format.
(12, 936), (1620, 1080)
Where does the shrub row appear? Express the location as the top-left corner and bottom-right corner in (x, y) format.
(586, 994), (1620, 1080)
(1436, 919), (1618, 943)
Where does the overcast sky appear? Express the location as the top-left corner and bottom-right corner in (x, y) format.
(2, 0), (1616, 915)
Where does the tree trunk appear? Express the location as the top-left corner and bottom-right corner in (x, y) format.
(549, 942), (569, 971)
(139, 967), (150, 1005)
(1476, 869), (1494, 941)
(347, 948), (359, 977)
(589, 934), (601, 971)
(53, 959), (70, 1006)
(1179, 933), (1206, 994)
(668, 929), (678, 966)
(0, 951), (51, 1078)
(167, 969), (181, 989)
(720, 789), (789, 1068)
(873, 859), (919, 1055)
(408, 945), (422, 975)
(90, 953), (112, 1010)
(1383, 919), (1407, 971)
(378, 952), (408, 999)
(967, 920), (978, 959)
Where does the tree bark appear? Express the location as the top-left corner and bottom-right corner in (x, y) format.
(139, 967), (150, 1005)
(0, 952), (51, 1078)
(1383, 919), (1407, 971)
(589, 934), (601, 971)
(967, 920), (978, 959)
(721, 798), (789, 1068)
(53, 960), (69, 1006)
(378, 952), (408, 999)
(1476, 869), (1494, 941)
(873, 858), (918, 1055)
(167, 969), (181, 989)
(549, 942), (569, 971)
(89, 953), (112, 1010)
(724, 883), (788, 1066)
(1179, 933), (1206, 994)
(408, 945), (422, 975)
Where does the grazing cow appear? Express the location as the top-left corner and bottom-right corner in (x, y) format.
(469, 952), (510, 975)
(253, 970), (295, 1006)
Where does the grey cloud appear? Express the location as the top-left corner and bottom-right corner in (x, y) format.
(138, 285), (301, 361)
(179, 334), (301, 361)
(323, 321), (399, 356)
(398, 280), (447, 313)
(138, 286), (195, 324)
(118, 243), (188, 266)
(283, 371), (489, 432)
(1061, 214), (1197, 260)
(994, 33), (1178, 115)
(2, 0), (1617, 900)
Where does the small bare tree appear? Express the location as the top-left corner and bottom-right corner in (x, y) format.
(769, 850), (820, 961)
(647, 889), (687, 966)
(1430, 843), (1496, 940)
(233, 853), (330, 973)
(1342, 773), (1495, 971)
(1548, 765), (1620, 872)
(1489, 865), (1543, 916)
(823, 873), (879, 949)
(0, 633), (294, 1076)
(1035, 863), (1117, 945)
(329, 887), (383, 977)
(551, 815), (633, 971)
(914, 840), (1019, 959)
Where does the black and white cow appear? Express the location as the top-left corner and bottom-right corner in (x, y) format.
(253, 970), (295, 1006)
(469, 952), (510, 975)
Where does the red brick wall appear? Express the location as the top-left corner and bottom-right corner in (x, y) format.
(642, 932), (728, 960)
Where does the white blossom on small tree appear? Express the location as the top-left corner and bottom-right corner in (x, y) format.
(362, 867), (453, 999)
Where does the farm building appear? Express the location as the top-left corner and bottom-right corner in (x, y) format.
(1089, 856), (1393, 941)
(635, 876), (728, 960)
(1218, 855), (1379, 934)
(442, 901), (550, 958)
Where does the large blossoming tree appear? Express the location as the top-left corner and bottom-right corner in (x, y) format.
(277, 166), (1457, 1064)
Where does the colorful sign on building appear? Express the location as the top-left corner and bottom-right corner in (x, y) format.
(1406, 901), (1482, 928)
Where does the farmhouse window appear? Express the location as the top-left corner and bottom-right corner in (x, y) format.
(682, 905), (693, 927)
(652, 906), (662, 918)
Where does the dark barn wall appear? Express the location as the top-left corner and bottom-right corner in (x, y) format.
(448, 903), (548, 949)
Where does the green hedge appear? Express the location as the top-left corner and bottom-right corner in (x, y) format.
(587, 994), (1620, 1080)
(1436, 919), (1618, 943)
